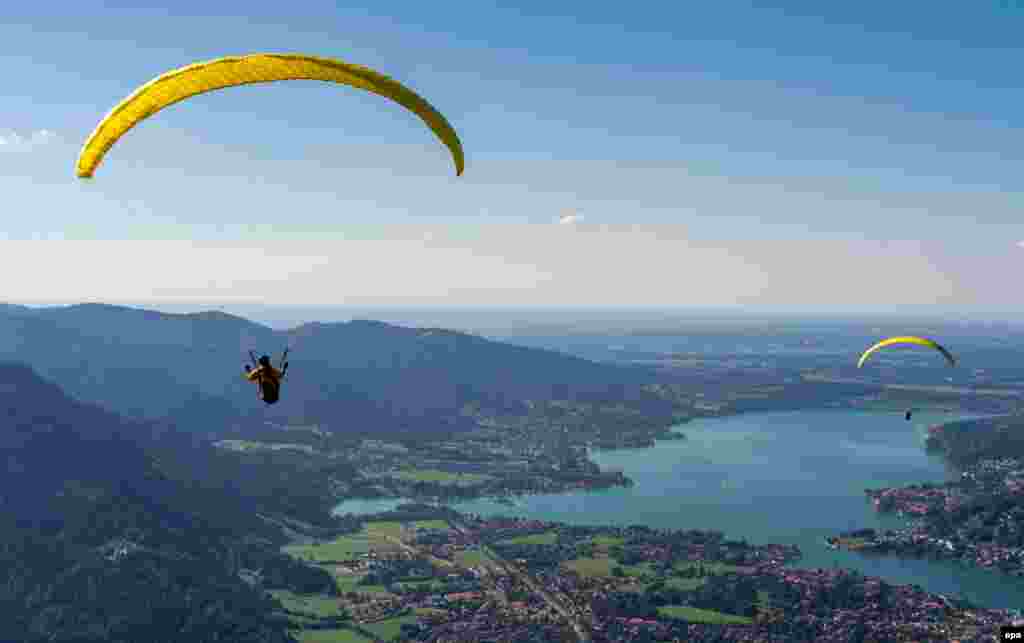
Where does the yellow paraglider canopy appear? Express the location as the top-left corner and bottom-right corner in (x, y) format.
(856, 336), (956, 369)
(76, 53), (465, 178)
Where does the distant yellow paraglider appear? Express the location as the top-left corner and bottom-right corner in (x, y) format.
(76, 53), (465, 178)
(856, 336), (957, 369)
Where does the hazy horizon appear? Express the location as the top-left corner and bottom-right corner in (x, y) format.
(6, 300), (1024, 333)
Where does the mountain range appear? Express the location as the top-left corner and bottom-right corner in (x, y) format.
(0, 303), (658, 439)
(0, 361), (318, 642)
(0, 302), (675, 641)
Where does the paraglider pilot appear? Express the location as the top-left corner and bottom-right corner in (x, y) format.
(245, 353), (287, 405)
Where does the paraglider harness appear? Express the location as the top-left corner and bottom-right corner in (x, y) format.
(246, 349), (289, 405)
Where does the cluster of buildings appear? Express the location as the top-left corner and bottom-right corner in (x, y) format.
(293, 510), (1019, 642)
(868, 484), (951, 516)
(392, 557), (1015, 642)
(753, 565), (1010, 642)
(835, 455), (1024, 575)
(373, 514), (1016, 642)
(343, 432), (631, 503)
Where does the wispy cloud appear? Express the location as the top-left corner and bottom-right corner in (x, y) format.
(1016, 240), (1024, 249)
(558, 211), (584, 225)
(0, 129), (56, 148)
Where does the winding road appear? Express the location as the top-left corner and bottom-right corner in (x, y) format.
(447, 521), (592, 642)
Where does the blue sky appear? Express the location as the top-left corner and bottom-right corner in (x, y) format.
(2, 1), (1023, 311)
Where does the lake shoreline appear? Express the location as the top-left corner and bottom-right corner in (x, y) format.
(331, 408), (1024, 609)
(828, 454), (1024, 580)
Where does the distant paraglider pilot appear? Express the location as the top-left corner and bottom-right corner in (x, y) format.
(905, 410), (913, 421)
(245, 353), (287, 405)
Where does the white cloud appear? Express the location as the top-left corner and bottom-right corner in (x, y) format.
(0, 129), (57, 148)
(558, 211), (584, 225)
(0, 230), (976, 309)
(0, 239), (550, 306)
(1016, 240), (1024, 248)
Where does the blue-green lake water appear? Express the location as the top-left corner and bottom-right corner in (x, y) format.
(335, 409), (1024, 609)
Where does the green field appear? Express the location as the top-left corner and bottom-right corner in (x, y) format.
(334, 574), (389, 595)
(853, 394), (962, 413)
(657, 606), (753, 624)
(673, 561), (743, 575)
(499, 531), (558, 546)
(391, 469), (491, 484)
(413, 519), (450, 530)
(588, 535), (625, 547)
(564, 557), (615, 577)
(623, 562), (654, 577)
(563, 557), (652, 578)
(663, 577), (706, 591)
(364, 521), (403, 541)
(283, 520), (446, 599)
(286, 521), (402, 563)
(362, 613), (418, 641)
(214, 439), (314, 453)
(215, 439), (260, 451)
(277, 521), (420, 641)
(414, 607), (447, 618)
(398, 579), (447, 593)
(284, 534), (371, 563)
(455, 548), (488, 567)
(292, 629), (372, 643)
(833, 537), (869, 549)
(271, 590), (346, 619)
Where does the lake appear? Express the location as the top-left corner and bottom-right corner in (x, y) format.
(335, 409), (1024, 609)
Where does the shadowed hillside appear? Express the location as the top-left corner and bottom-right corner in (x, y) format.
(0, 304), (659, 439)
(0, 361), (339, 643)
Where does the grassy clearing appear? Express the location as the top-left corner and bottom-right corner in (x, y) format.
(365, 521), (403, 541)
(563, 557), (653, 579)
(663, 577), (706, 591)
(672, 561), (743, 575)
(398, 579), (447, 593)
(292, 629), (372, 643)
(362, 613), (418, 641)
(413, 519), (450, 530)
(214, 439), (313, 453)
(455, 549), (488, 567)
(623, 562), (655, 577)
(657, 606), (753, 624)
(284, 534), (370, 563)
(270, 590), (345, 618)
(414, 607), (448, 618)
(333, 575), (364, 594)
(392, 469), (459, 483)
(832, 537), (869, 549)
(215, 439), (259, 451)
(334, 574), (389, 595)
(853, 395), (962, 413)
(283, 521), (406, 565)
(391, 469), (491, 484)
(588, 535), (625, 547)
(499, 531), (558, 546)
(286, 614), (322, 626)
(564, 557), (614, 577)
